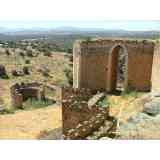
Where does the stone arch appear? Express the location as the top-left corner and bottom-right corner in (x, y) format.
(107, 43), (128, 92)
(73, 39), (154, 92)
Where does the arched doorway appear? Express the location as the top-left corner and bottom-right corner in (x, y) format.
(107, 44), (128, 93)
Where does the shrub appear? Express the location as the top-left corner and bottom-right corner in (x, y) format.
(67, 48), (73, 54)
(121, 89), (138, 99)
(0, 107), (14, 115)
(38, 65), (50, 77)
(97, 97), (109, 108)
(25, 59), (31, 64)
(0, 65), (8, 78)
(11, 70), (19, 76)
(23, 98), (55, 109)
(43, 51), (52, 57)
(11, 70), (24, 77)
(85, 37), (92, 43)
(5, 49), (11, 56)
(0, 74), (9, 79)
(23, 66), (30, 75)
(64, 68), (73, 86)
(19, 52), (25, 58)
(26, 49), (33, 57)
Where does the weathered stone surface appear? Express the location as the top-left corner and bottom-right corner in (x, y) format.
(151, 42), (160, 92)
(143, 99), (160, 116)
(11, 82), (45, 108)
(11, 69), (24, 77)
(73, 38), (156, 92)
(99, 137), (112, 140)
(88, 92), (105, 108)
(62, 87), (115, 139)
(128, 112), (151, 123)
(151, 92), (160, 97)
(119, 112), (160, 139)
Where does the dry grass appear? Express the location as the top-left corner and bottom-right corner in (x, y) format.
(107, 91), (146, 123)
(0, 105), (62, 139)
(0, 51), (70, 107)
(0, 51), (67, 139)
(0, 51), (70, 84)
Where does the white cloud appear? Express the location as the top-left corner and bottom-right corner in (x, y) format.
(0, 0), (159, 20)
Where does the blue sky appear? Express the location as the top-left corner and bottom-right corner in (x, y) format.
(0, 20), (160, 31)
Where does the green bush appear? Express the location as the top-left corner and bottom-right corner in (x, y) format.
(25, 59), (31, 64)
(97, 97), (109, 108)
(43, 51), (52, 57)
(85, 37), (92, 42)
(26, 50), (33, 57)
(0, 108), (14, 115)
(5, 49), (11, 56)
(121, 89), (138, 99)
(64, 68), (73, 86)
(0, 74), (9, 79)
(23, 98), (55, 109)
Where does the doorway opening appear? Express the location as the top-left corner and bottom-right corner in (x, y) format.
(107, 45), (127, 93)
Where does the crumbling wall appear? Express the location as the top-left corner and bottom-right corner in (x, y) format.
(73, 39), (154, 92)
(10, 82), (44, 108)
(62, 87), (114, 139)
(151, 42), (160, 92)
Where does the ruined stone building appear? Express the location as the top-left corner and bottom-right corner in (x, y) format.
(73, 38), (160, 92)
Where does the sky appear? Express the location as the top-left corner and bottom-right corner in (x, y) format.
(0, 20), (160, 31)
(0, 0), (159, 31)
(0, 0), (159, 21)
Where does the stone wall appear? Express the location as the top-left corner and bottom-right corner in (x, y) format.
(61, 87), (115, 139)
(10, 82), (44, 108)
(73, 39), (155, 92)
(151, 42), (160, 92)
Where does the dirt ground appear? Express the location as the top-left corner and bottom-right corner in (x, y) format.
(0, 105), (62, 139)
(108, 92), (145, 123)
(0, 51), (68, 139)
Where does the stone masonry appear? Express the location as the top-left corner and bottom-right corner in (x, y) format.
(73, 38), (159, 92)
(62, 87), (116, 139)
(151, 42), (160, 92)
(10, 82), (45, 108)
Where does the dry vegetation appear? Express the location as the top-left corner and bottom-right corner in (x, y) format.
(0, 105), (61, 139)
(0, 42), (72, 139)
(0, 48), (71, 107)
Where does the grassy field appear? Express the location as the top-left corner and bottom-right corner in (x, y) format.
(0, 50), (71, 109)
(0, 50), (68, 139)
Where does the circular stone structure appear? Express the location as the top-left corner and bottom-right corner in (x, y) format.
(10, 82), (45, 109)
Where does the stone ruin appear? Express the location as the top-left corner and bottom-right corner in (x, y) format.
(61, 38), (160, 139)
(10, 82), (45, 109)
(62, 87), (116, 139)
(11, 66), (30, 77)
(73, 38), (160, 93)
(10, 82), (61, 109)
